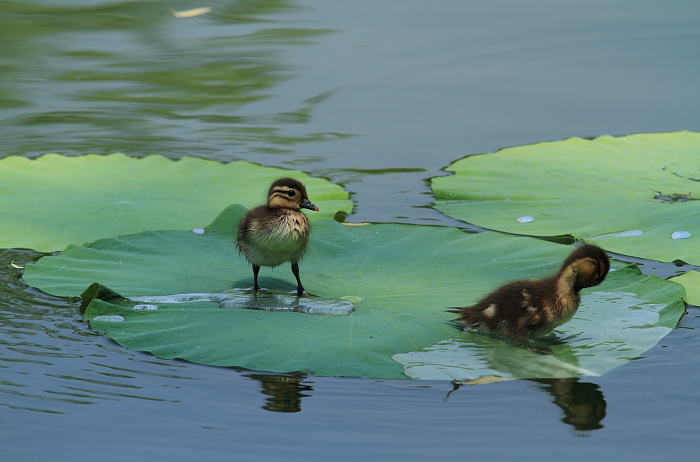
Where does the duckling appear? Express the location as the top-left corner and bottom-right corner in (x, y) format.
(236, 177), (319, 296)
(449, 244), (610, 341)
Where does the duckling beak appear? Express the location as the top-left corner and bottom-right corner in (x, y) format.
(300, 198), (319, 212)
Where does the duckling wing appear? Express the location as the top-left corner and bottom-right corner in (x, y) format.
(451, 279), (566, 340)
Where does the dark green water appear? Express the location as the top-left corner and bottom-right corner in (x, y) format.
(1, 1), (699, 460)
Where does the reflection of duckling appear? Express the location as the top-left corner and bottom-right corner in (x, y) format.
(530, 378), (607, 433)
(450, 244), (610, 340)
(237, 178), (319, 296)
(244, 373), (311, 413)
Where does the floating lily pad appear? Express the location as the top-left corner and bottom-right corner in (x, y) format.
(432, 131), (700, 265)
(670, 270), (700, 306)
(0, 153), (352, 252)
(24, 206), (685, 379)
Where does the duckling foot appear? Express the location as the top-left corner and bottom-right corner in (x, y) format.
(293, 289), (317, 298)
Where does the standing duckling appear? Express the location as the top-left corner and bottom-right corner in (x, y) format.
(450, 244), (610, 341)
(237, 177), (319, 296)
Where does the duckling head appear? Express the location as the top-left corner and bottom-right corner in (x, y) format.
(559, 244), (610, 292)
(267, 177), (319, 212)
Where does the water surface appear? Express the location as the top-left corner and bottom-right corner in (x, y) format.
(1, 0), (699, 460)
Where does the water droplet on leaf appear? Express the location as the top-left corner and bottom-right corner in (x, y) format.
(93, 315), (124, 322)
(671, 231), (691, 240)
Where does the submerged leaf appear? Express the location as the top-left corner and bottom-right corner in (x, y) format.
(24, 206), (685, 379)
(0, 154), (351, 252)
(432, 131), (700, 265)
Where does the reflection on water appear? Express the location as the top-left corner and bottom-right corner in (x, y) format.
(0, 0), (350, 159)
(446, 376), (606, 435)
(529, 378), (607, 435)
(244, 373), (312, 413)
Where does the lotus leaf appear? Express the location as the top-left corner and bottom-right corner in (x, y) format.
(432, 131), (700, 266)
(24, 206), (685, 379)
(0, 153), (352, 252)
(670, 270), (700, 306)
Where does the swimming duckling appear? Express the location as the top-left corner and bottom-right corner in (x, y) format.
(237, 177), (319, 296)
(449, 244), (610, 341)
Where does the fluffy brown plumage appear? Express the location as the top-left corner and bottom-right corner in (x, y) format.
(236, 177), (319, 296)
(449, 244), (610, 341)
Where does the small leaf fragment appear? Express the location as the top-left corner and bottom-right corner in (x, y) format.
(170, 7), (212, 18)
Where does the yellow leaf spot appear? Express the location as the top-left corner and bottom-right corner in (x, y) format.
(340, 296), (363, 303)
(342, 222), (370, 227)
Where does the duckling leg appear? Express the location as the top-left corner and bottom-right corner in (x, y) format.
(291, 262), (305, 296)
(252, 264), (261, 292)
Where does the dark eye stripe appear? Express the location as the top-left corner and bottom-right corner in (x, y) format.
(271, 190), (300, 200)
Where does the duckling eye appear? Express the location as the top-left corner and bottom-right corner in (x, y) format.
(286, 190), (296, 197)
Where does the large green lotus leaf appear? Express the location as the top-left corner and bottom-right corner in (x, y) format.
(24, 206), (685, 379)
(670, 270), (700, 306)
(0, 153), (351, 252)
(432, 131), (700, 265)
